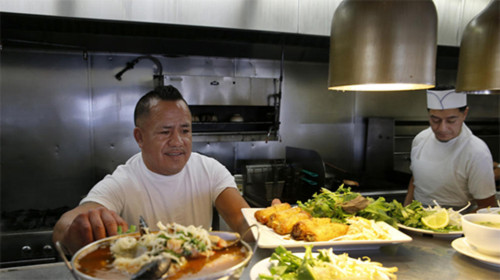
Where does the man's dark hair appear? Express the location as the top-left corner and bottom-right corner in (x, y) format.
(426, 105), (468, 113)
(134, 85), (187, 126)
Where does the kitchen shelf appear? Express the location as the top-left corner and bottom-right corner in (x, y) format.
(189, 105), (279, 142)
(192, 121), (274, 133)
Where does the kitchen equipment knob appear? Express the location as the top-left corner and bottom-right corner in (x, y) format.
(22, 245), (32, 254)
(43, 244), (54, 253)
(230, 114), (244, 122)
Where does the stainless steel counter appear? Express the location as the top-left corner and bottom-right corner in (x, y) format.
(1, 231), (499, 279)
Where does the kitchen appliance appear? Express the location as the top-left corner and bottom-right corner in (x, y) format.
(242, 160), (288, 207)
(284, 146), (326, 203)
(241, 146), (328, 207)
(0, 207), (68, 268)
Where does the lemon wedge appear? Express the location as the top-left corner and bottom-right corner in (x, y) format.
(421, 209), (449, 229)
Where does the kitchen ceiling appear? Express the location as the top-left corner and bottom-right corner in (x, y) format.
(0, 11), (459, 88)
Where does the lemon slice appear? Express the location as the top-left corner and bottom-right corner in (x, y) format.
(421, 209), (449, 229)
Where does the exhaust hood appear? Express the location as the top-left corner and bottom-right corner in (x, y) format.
(0, 0), (491, 88)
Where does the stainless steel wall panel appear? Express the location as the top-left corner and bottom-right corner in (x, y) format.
(355, 91), (428, 120)
(192, 142), (236, 173)
(274, 61), (357, 170)
(433, 0), (463, 46)
(173, 0), (299, 33)
(298, 0), (342, 36)
(162, 57), (281, 79)
(89, 55), (146, 180)
(1, 50), (93, 211)
(0, 0), (299, 33)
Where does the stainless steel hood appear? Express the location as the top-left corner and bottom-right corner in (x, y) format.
(0, 0), (492, 47)
(0, 0), (492, 87)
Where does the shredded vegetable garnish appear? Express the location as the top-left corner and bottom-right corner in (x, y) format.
(259, 245), (398, 280)
(387, 200), (463, 232)
(340, 217), (391, 241)
(110, 222), (214, 275)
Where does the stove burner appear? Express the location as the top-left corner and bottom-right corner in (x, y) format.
(1, 207), (69, 231)
(0, 207), (70, 268)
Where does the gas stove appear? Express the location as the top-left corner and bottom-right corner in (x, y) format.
(0, 207), (69, 268)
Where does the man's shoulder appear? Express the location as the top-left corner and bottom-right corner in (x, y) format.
(187, 152), (228, 175)
(462, 134), (491, 154)
(189, 152), (218, 164)
(105, 152), (143, 180)
(413, 127), (432, 143)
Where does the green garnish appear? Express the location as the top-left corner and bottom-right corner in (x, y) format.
(117, 224), (137, 235)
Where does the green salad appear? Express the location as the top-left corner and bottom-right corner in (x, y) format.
(296, 185), (462, 232)
(258, 245), (398, 280)
(297, 186), (397, 226)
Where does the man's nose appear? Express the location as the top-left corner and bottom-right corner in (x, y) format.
(437, 121), (448, 131)
(169, 131), (183, 145)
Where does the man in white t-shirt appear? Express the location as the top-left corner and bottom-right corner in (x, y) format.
(403, 89), (497, 211)
(53, 85), (252, 254)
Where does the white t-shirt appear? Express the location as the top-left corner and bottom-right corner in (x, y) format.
(80, 152), (237, 230)
(410, 124), (496, 208)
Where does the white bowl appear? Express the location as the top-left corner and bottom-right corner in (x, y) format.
(477, 207), (500, 214)
(461, 213), (500, 256)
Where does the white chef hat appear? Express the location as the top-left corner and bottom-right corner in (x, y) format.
(427, 89), (467, 110)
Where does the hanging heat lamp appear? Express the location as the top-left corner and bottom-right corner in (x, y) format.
(456, 0), (500, 95)
(328, 0), (438, 91)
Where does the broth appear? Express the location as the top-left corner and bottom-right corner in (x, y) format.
(473, 221), (500, 229)
(75, 241), (249, 279)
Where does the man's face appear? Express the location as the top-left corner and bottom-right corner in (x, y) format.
(428, 107), (468, 142)
(134, 99), (192, 175)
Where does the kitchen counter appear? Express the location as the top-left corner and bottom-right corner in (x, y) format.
(1, 231), (499, 280)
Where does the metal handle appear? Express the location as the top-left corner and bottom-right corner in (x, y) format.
(55, 241), (79, 280)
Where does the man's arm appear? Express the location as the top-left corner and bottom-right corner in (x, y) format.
(494, 161), (500, 182)
(404, 176), (415, 206)
(52, 202), (128, 255)
(475, 195), (498, 211)
(215, 188), (254, 242)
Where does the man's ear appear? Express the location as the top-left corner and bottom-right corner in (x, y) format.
(463, 106), (469, 118)
(133, 127), (143, 148)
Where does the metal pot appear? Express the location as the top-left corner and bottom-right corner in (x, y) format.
(56, 230), (254, 280)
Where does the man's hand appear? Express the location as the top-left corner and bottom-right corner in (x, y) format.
(271, 198), (282, 205)
(54, 203), (127, 255)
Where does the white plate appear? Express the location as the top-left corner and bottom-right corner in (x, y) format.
(452, 237), (500, 267)
(249, 253), (309, 280)
(477, 207), (500, 214)
(397, 223), (463, 237)
(242, 208), (412, 249)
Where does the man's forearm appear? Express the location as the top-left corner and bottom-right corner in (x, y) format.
(404, 177), (415, 206)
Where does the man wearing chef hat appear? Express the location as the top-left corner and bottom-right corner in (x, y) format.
(403, 89), (497, 211)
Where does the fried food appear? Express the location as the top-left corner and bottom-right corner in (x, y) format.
(291, 217), (349, 241)
(267, 207), (312, 235)
(254, 203), (291, 224)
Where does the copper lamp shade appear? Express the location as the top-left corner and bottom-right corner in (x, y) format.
(456, 0), (500, 95)
(328, 0), (438, 91)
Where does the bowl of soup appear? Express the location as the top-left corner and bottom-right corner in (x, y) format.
(461, 213), (500, 256)
(59, 229), (253, 280)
